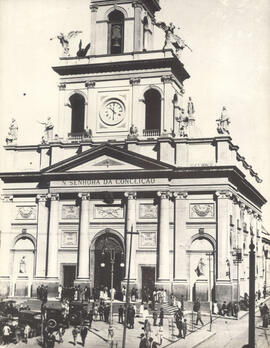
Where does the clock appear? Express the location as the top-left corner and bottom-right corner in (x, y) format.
(100, 99), (125, 126)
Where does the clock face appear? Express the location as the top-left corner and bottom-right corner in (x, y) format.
(100, 99), (125, 126)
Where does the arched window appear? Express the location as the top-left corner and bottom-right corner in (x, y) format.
(108, 10), (124, 54)
(144, 89), (161, 133)
(70, 94), (85, 134)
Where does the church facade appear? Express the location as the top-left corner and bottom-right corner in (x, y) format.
(0, 0), (269, 303)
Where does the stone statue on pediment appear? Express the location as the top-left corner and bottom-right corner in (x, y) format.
(176, 109), (189, 137)
(6, 118), (18, 145)
(216, 106), (231, 135)
(195, 257), (206, 277)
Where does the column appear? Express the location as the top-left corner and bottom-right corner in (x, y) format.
(157, 191), (171, 282)
(0, 195), (13, 279)
(47, 194), (59, 278)
(35, 195), (49, 277)
(77, 193), (90, 280)
(124, 192), (137, 281)
(173, 192), (188, 280)
(89, 5), (98, 55)
(133, 3), (143, 51)
(215, 190), (233, 302)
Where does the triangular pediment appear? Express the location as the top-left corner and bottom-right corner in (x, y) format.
(42, 143), (175, 173)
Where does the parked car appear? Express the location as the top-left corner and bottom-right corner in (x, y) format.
(43, 301), (68, 331)
(69, 301), (88, 325)
(18, 310), (41, 337)
(0, 300), (19, 317)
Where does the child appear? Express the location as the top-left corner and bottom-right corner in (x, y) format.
(182, 319), (187, 339)
(72, 326), (80, 346)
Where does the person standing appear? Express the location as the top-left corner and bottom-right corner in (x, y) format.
(111, 287), (116, 301)
(262, 304), (269, 328)
(153, 309), (158, 326)
(88, 309), (94, 328)
(118, 305), (124, 323)
(2, 324), (11, 345)
(57, 324), (65, 343)
(144, 319), (152, 340)
(258, 289), (261, 300)
(72, 326), (80, 346)
(130, 305), (135, 329)
(159, 308), (164, 326)
(180, 295), (184, 311)
(196, 309), (204, 326)
(24, 324), (31, 343)
(80, 325), (88, 347)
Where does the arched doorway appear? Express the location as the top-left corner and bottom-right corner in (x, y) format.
(12, 237), (35, 297)
(188, 237), (215, 302)
(94, 230), (124, 295)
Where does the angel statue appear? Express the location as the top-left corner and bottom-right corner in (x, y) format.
(50, 31), (82, 56)
(216, 106), (231, 135)
(77, 40), (91, 58)
(154, 20), (192, 56)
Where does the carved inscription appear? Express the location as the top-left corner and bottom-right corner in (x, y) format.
(140, 231), (157, 248)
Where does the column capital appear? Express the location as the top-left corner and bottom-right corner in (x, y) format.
(239, 202), (246, 211)
(124, 191), (137, 200)
(157, 191), (172, 199)
(85, 80), (96, 89)
(89, 4), (98, 12)
(132, 1), (143, 9)
(173, 191), (188, 200)
(1, 195), (13, 203)
(78, 193), (90, 200)
(129, 77), (141, 85)
(58, 83), (66, 90)
(247, 208), (253, 215)
(36, 194), (48, 203)
(161, 75), (173, 84)
(47, 193), (59, 201)
(215, 190), (233, 199)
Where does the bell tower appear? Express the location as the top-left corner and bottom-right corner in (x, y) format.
(90, 0), (161, 55)
(53, 0), (189, 144)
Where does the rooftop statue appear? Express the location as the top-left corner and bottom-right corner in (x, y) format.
(38, 117), (54, 142)
(6, 118), (18, 145)
(50, 31), (82, 56)
(216, 106), (231, 135)
(127, 124), (138, 139)
(77, 40), (91, 58)
(176, 108), (189, 137)
(154, 20), (192, 56)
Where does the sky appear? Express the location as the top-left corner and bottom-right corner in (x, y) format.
(0, 0), (269, 224)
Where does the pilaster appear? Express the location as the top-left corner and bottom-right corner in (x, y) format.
(133, 2), (143, 51)
(47, 194), (59, 279)
(90, 5), (98, 55)
(77, 193), (90, 281)
(157, 191), (171, 284)
(35, 195), (49, 278)
(173, 192), (189, 297)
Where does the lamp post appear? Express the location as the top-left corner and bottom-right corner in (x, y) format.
(100, 231), (124, 342)
(264, 248), (268, 298)
(206, 252), (214, 331)
(233, 247), (243, 304)
(249, 238), (255, 348)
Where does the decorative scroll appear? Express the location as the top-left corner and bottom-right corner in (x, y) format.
(62, 205), (79, 219)
(139, 204), (158, 219)
(62, 231), (78, 247)
(16, 206), (37, 220)
(140, 231), (157, 248)
(190, 203), (215, 218)
(94, 205), (124, 219)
